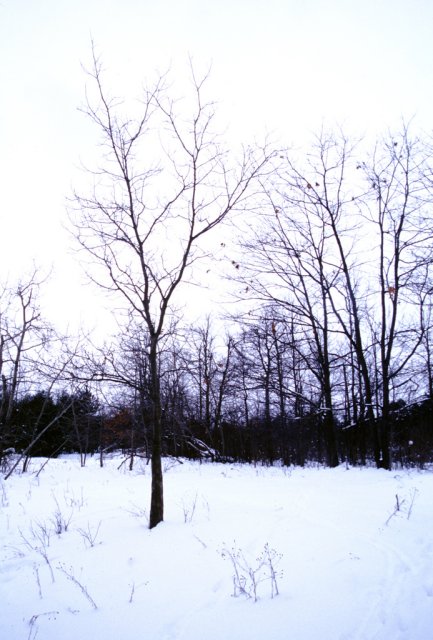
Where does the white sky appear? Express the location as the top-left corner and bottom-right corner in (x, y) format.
(1, 0), (432, 334)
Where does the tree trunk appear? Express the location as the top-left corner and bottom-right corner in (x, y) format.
(322, 379), (339, 467)
(149, 338), (164, 529)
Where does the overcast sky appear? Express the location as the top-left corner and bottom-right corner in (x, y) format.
(1, 0), (432, 334)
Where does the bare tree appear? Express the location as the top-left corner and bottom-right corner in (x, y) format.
(238, 125), (433, 468)
(268, 132), (387, 465)
(70, 51), (271, 528)
(182, 317), (235, 456)
(417, 270), (433, 398)
(360, 129), (432, 457)
(0, 270), (53, 460)
(236, 143), (344, 466)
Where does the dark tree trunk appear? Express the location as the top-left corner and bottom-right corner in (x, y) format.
(149, 339), (164, 529)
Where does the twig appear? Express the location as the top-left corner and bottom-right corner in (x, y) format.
(28, 611), (59, 640)
(57, 564), (98, 610)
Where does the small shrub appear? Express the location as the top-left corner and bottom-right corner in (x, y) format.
(51, 498), (73, 534)
(221, 541), (283, 602)
(77, 521), (102, 548)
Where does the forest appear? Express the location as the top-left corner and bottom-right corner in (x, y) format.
(1, 62), (433, 527)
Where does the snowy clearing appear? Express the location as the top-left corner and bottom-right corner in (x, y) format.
(1, 455), (433, 640)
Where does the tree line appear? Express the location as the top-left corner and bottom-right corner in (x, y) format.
(2, 307), (433, 475)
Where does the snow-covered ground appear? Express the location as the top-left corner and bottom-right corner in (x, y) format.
(1, 455), (433, 640)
